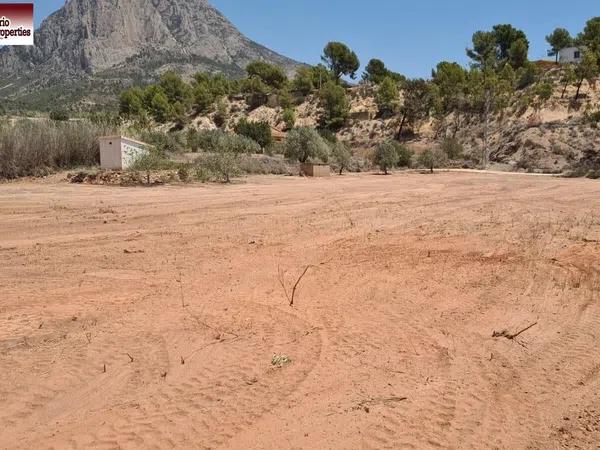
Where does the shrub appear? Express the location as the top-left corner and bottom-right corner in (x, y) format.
(49, 109), (69, 121)
(330, 141), (352, 174)
(214, 99), (229, 128)
(284, 127), (330, 163)
(129, 151), (178, 184)
(282, 108), (296, 130)
(266, 141), (286, 156)
(237, 154), (297, 176)
(89, 111), (122, 128)
(277, 90), (294, 109)
(188, 131), (262, 183)
(234, 119), (272, 149)
(533, 82), (553, 107)
(197, 152), (241, 183)
(516, 62), (539, 89)
(193, 164), (212, 182)
(138, 130), (184, 154)
(187, 129), (200, 152)
(441, 137), (464, 160)
(372, 141), (399, 174)
(396, 144), (414, 168)
(585, 110), (600, 123)
(0, 119), (115, 179)
(418, 148), (448, 173)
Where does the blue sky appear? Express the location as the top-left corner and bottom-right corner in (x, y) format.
(22, 0), (599, 77)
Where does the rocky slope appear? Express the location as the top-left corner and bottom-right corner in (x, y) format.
(0, 0), (301, 109)
(186, 70), (600, 174)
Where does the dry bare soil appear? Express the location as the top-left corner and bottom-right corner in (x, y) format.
(1, 173), (600, 449)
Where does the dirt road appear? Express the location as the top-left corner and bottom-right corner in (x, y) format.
(1, 172), (599, 449)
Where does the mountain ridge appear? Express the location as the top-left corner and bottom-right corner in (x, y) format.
(0, 0), (302, 109)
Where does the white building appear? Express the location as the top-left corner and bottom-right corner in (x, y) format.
(99, 136), (150, 170)
(559, 47), (583, 64)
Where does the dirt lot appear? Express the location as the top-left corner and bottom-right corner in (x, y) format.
(1, 172), (600, 449)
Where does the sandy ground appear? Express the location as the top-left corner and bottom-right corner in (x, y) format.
(1, 172), (600, 449)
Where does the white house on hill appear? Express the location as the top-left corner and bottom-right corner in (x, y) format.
(559, 47), (583, 64)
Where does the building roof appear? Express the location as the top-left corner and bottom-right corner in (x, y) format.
(99, 135), (150, 147)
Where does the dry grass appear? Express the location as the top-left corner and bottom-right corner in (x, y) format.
(0, 119), (116, 179)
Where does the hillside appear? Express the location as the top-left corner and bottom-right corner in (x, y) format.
(174, 66), (599, 174)
(0, 0), (301, 110)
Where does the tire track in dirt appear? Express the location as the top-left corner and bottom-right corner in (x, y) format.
(9, 300), (322, 449)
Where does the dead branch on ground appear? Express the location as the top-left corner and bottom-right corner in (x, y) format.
(278, 265), (313, 307)
(493, 322), (538, 340)
(351, 396), (408, 412)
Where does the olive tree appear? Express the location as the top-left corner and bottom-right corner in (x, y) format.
(330, 141), (352, 174)
(372, 141), (399, 174)
(418, 148), (448, 173)
(284, 127), (330, 163)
